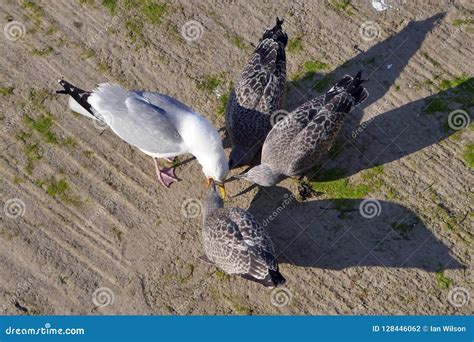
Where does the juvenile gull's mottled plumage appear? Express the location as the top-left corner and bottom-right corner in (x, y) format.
(57, 81), (228, 190)
(202, 181), (285, 287)
(225, 18), (287, 169)
(237, 71), (369, 186)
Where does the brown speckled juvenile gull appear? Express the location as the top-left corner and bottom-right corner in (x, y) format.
(201, 180), (285, 287)
(236, 71), (369, 186)
(225, 18), (287, 169)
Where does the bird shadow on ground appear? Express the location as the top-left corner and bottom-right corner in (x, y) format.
(313, 79), (473, 181)
(248, 186), (464, 271)
(282, 13), (474, 181)
(285, 12), (446, 111)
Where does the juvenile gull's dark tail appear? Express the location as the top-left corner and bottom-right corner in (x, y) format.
(330, 70), (369, 106)
(262, 17), (288, 47)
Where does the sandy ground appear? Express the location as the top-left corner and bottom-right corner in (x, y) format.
(0, 0), (473, 315)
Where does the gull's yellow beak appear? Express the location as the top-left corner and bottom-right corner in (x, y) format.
(207, 178), (227, 199)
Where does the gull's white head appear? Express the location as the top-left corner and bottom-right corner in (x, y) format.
(183, 115), (229, 194)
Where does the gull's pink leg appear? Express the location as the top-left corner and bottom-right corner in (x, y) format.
(153, 158), (178, 188)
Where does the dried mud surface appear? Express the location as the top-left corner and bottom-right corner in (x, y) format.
(0, 0), (473, 315)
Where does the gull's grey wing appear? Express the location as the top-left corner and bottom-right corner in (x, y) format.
(135, 91), (195, 115)
(235, 38), (287, 113)
(89, 85), (184, 154)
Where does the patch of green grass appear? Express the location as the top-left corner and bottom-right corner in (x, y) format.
(421, 52), (440, 68)
(422, 77), (473, 116)
(292, 61), (330, 81)
(80, 48), (96, 60)
(17, 131), (42, 174)
(141, 2), (167, 25)
(361, 56), (377, 67)
(97, 60), (112, 74)
(361, 165), (384, 180)
(24, 142), (42, 174)
(438, 75), (469, 91)
(123, 0), (138, 9)
(452, 18), (474, 27)
(287, 36), (303, 54)
(63, 137), (77, 148)
(310, 168), (369, 198)
(198, 75), (222, 93)
(228, 34), (247, 50)
(46, 178), (69, 197)
(125, 19), (145, 44)
(435, 267), (452, 289)
(31, 46), (54, 56)
(304, 60), (330, 73)
(111, 225), (124, 242)
(463, 144), (474, 169)
(394, 84), (400, 91)
(313, 74), (335, 92)
(331, 0), (355, 15)
(22, 0), (44, 25)
(46, 25), (58, 35)
(13, 176), (23, 184)
(390, 221), (412, 240)
(214, 270), (230, 281)
(311, 165), (384, 199)
(217, 89), (231, 117)
(102, 0), (117, 13)
(0, 86), (14, 95)
(422, 97), (450, 115)
(327, 140), (345, 160)
(83, 150), (95, 157)
(223, 295), (252, 315)
(22, 114), (58, 144)
(44, 177), (81, 205)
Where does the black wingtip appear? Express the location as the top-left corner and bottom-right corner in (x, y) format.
(56, 80), (67, 94)
(276, 17), (284, 27)
(269, 269), (286, 287)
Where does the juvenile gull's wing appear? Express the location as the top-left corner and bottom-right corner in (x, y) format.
(236, 37), (286, 113)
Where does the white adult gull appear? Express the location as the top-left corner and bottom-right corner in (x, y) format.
(57, 80), (228, 195)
